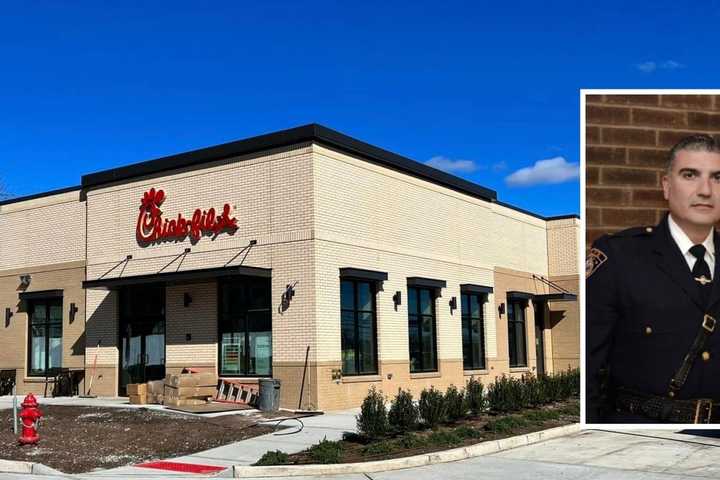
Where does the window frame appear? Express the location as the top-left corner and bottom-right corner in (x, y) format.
(217, 276), (272, 377)
(461, 292), (487, 370)
(408, 286), (438, 373)
(27, 297), (63, 377)
(340, 278), (379, 376)
(507, 299), (528, 368)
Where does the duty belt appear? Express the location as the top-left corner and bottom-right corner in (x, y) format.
(615, 388), (715, 424)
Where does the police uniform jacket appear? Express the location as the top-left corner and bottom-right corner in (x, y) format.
(586, 214), (720, 423)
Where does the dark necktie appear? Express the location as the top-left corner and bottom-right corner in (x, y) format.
(690, 244), (712, 305)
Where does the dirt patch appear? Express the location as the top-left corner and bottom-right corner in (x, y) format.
(287, 399), (579, 465)
(0, 406), (275, 473)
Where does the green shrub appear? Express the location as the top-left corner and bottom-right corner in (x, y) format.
(445, 385), (467, 421)
(254, 450), (289, 466)
(398, 433), (428, 449)
(418, 386), (447, 428)
(309, 437), (343, 464)
(454, 425), (482, 439)
(486, 375), (523, 413)
(362, 440), (395, 456)
(356, 386), (389, 439)
(523, 409), (561, 422)
(388, 388), (419, 432)
(484, 415), (529, 433)
(428, 429), (463, 446)
(465, 376), (486, 415)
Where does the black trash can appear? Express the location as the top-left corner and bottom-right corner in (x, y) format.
(258, 378), (281, 411)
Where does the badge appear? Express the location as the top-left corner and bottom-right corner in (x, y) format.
(586, 247), (608, 279)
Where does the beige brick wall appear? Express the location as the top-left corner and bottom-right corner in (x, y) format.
(547, 274), (580, 371)
(166, 283), (217, 369)
(0, 190), (85, 271)
(547, 218), (580, 276)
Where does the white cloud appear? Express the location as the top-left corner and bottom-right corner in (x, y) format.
(492, 161), (507, 172)
(636, 59), (685, 73)
(425, 156), (478, 173)
(505, 156), (579, 187)
(637, 61), (657, 73)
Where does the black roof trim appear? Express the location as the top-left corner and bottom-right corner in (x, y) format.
(81, 124), (497, 203)
(83, 265), (271, 290)
(19, 289), (64, 300)
(0, 186), (81, 207)
(339, 268), (388, 282)
(546, 214), (580, 220)
(460, 284), (494, 294)
(507, 291), (534, 300)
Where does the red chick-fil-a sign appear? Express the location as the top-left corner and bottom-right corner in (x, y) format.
(136, 188), (238, 244)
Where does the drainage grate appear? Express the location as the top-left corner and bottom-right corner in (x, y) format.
(135, 460), (226, 474)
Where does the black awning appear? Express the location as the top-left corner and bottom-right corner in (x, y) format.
(535, 293), (577, 301)
(460, 284), (493, 294)
(507, 291), (534, 300)
(339, 268), (388, 282)
(83, 265), (271, 290)
(18, 289), (63, 300)
(407, 277), (447, 289)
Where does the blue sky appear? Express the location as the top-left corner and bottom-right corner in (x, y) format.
(1, 2), (716, 216)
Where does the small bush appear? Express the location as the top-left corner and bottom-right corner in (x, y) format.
(388, 388), (419, 432)
(309, 437), (343, 464)
(356, 386), (389, 439)
(454, 425), (482, 439)
(398, 433), (429, 449)
(254, 450), (289, 466)
(445, 385), (467, 421)
(523, 409), (561, 422)
(487, 375), (523, 413)
(362, 440), (396, 456)
(428, 429), (463, 446)
(418, 386), (447, 428)
(484, 415), (529, 433)
(465, 376), (486, 415)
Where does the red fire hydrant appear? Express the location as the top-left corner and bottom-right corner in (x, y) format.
(18, 393), (43, 445)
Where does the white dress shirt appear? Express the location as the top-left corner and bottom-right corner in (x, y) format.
(668, 214), (715, 279)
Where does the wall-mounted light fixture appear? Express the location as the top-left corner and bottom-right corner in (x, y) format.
(5, 308), (12, 327)
(18, 274), (31, 289)
(280, 282), (297, 312)
(393, 291), (402, 311)
(449, 296), (457, 313)
(69, 303), (78, 323)
(183, 293), (192, 308)
(498, 302), (505, 317)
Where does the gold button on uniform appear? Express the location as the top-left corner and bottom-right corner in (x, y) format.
(669, 391), (675, 398)
(645, 227), (653, 233)
(702, 351), (711, 362)
(645, 326), (653, 335)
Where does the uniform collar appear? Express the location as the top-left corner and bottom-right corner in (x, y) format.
(667, 214), (715, 261)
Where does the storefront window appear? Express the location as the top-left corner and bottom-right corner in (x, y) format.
(408, 287), (437, 373)
(28, 298), (63, 376)
(340, 280), (378, 375)
(219, 277), (271, 376)
(508, 300), (528, 368)
(461, 293), (486, 370)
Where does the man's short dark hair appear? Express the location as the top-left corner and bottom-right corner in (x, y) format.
(667, 134), (720, 172)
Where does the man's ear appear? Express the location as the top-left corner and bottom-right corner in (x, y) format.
(662, 174), (670, 201)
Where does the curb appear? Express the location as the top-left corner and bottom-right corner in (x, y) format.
(232, 423), (581, 478)
(0, 458), (64, 476)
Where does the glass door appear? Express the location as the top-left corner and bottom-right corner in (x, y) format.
(533, 300), (546, 376)
(119, 285), (165, 395)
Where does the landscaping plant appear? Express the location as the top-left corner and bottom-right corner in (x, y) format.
(356, 386), (389, 439)
(465, 376), (486, 414)
(388, 388), (419, 432)
(254, 450), (290, 466)
(309, 437), (343, 464)
(418, 386), (447, 428)
(444, 385), (467, 421)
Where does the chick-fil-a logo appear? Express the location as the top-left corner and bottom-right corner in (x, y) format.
(136, 188), (238, 244)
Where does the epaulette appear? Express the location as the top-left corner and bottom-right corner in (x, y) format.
(609, 225), (655, 238)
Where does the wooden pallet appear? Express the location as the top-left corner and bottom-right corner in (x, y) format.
(215, 380), (258, 405)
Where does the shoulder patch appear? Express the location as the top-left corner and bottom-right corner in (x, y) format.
(586, 247), (608, 279)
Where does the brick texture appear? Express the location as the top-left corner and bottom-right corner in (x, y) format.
(586, 93), (720, 248)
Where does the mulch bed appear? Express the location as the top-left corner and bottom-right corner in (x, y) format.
(289, 399), (579, 465)
(0, 406), (276, 473)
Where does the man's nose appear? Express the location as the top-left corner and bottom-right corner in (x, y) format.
(698, 176), (713, 197)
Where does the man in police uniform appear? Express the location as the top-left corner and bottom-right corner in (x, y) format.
(587, 134), (720, 423)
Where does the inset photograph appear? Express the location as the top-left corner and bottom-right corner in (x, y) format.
(585, 90), (720, 424)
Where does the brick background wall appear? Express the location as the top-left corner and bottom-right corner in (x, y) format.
(586, 94), (720, 249)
